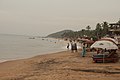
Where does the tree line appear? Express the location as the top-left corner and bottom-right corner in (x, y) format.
(62, 20), (120, 41)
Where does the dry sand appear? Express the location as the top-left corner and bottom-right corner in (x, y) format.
(0, 50), (120, 80)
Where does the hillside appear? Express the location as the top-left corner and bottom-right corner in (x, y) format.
(47, 30), (73, 38)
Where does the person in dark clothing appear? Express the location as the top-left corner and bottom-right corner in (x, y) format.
(74, 42), (77, 52)
(71, 40), (77, 52)
(67, 43), (69, 49)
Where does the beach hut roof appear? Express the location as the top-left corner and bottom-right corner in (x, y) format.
(90, 40), (118, 50)
(100, 37), (118, 44)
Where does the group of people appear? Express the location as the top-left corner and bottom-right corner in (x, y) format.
(67, 40), (86, 57)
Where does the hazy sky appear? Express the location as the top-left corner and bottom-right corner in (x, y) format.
(0, 0), (120, 36)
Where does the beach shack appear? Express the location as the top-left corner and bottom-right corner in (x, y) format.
(108, 23), (120, 48)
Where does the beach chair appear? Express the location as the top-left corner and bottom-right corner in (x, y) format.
(92, 52), (119, 63)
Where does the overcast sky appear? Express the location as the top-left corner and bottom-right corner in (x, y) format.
(0, 0), (120, 36)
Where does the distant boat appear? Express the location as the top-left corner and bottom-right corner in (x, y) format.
(42, 39), (44, 40)
(29, 37), (35, 39)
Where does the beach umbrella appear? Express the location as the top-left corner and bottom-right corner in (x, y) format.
(84, 40), (94, 44)
(101, 37), (118, 44)
(80, 39), (94, 43)
(90, 40), (118, 50)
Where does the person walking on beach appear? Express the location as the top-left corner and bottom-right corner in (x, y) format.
(71, 40), (77, 52)
(70, 41), (73, 52)
(67, 43), (69, 49)
(81, 43), (86, 57)
(74, 41), (77, 52)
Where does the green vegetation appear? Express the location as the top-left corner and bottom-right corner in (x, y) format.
(47, 20), (120, 40)
(47, 30), (73, 38)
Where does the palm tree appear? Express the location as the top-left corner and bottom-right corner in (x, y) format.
(95, 23), (102, 39)
(86, 25), (91, 31)
(101, 22), (109, 36)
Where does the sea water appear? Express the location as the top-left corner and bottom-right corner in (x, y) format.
(0, 34), (67, 62)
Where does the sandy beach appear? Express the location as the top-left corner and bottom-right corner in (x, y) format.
(0, 50), (120, 80)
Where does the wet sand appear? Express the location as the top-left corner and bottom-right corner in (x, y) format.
(0, 50), (120, 80)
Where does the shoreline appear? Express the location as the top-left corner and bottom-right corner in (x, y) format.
(0, 50), (120, 80)
(0, 49), (66, 64)
(0, 35), (68, 64)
